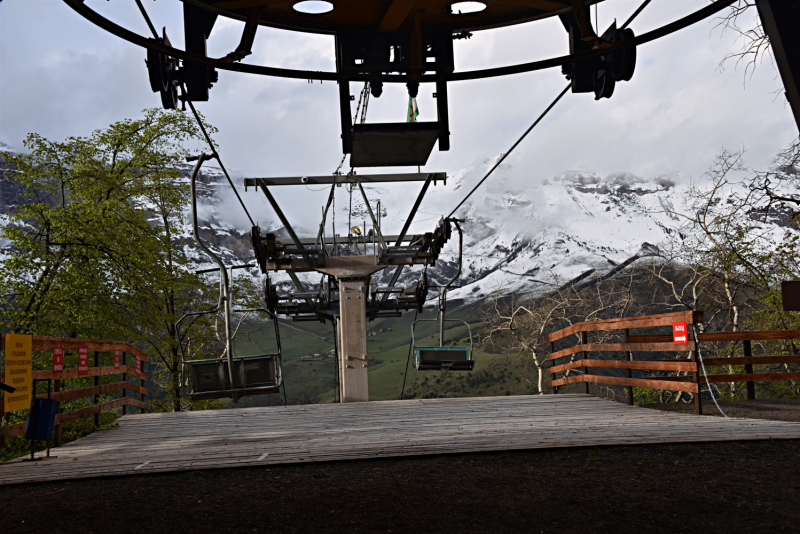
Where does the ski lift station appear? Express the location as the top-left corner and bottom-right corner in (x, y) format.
(2, 0), (800, 484)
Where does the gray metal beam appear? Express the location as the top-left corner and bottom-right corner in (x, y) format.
(257, 182), (315, 307)
(278, 235), (421, 246)
(257, 182), (311, 262)
(244, 172), (446, 188)
(195, 263), (254, 275)
(381, 173), (435, 304)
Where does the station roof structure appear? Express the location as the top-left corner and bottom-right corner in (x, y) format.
(188, 0), (590, 34)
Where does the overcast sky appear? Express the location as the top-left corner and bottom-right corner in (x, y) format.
(2, 1), (798, 232)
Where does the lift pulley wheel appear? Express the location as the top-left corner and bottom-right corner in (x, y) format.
(593, 24), (636, 100)
(146, 28), (179, 110)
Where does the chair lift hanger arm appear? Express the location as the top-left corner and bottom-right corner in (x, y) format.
(439, 220), (463, 346)
(188, 153), (235, 390)
(187, 100), (256, 228)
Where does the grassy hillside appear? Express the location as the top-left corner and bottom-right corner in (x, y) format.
(230, 302), (547, 406)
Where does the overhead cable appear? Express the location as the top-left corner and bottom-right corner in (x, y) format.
(134, 0), (159, 39)
(447, 83), (570, 218)
(186, 100), (256, 228)
(621, 0), (652, 30)
(446, 0), (653, 218)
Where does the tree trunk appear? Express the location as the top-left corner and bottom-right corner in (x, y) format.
(172, 369), (182, 412)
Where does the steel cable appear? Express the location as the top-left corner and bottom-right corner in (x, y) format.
(446, 0), (652, 219)
(400, 308), (419, 400)
(446, 83), (570, 218)
(134, 0), (159, 39)
(692, 324), (729, 417)
(186, 100), (256, 228)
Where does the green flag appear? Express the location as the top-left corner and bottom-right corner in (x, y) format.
(406, 97), (419, 122)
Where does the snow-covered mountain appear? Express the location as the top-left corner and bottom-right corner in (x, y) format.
(379, 170), (686, 303)
(0, 143), (770, 307)
(189, 158), (695, 306)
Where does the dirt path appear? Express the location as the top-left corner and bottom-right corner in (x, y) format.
(1, 439), (798, 534)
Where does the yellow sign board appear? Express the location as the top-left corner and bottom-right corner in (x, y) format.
(4, 334), (32, 413)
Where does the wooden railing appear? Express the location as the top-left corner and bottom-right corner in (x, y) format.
(546, 311), (800, 414)
(0, 335), (148, 445)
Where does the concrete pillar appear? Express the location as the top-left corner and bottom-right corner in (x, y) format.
(337, 278), (369, 402)
(316, 256), (386, 403)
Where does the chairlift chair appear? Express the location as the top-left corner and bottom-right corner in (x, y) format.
(182, 298), (285, 401)
(180, 154), (285, 402)
(409, 218), (475, 371)
(188, 351), (282, 401)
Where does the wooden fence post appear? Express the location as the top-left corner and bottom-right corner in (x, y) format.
(93, 351), (100, 428)
(743, 339), (755, 400)
(580, 331), (589, 395)
(1, 369), (5, 451)
(550, 341), (557, 394)
(54, 376), (61, 446)
(1, 334), (5, 450)
(140, 359), (147, 413)
(121, 352), (127, 416)
(691, 346), (703, 415)
(624, 328), (634, 405)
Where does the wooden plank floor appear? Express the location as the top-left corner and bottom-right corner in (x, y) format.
(3, 394), (800, 486)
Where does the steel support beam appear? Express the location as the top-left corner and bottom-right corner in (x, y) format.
(257, 182), (311, 261)
(266, 255), (432, 273)
(280, 235), (420, 246)
(381, 173), (434, 305)
(257, 182), (315, 305)
(245, 173), (445, 188)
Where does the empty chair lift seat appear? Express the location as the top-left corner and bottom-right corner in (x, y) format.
(415, 347), (474, 371)
(189, 355), (280, 399)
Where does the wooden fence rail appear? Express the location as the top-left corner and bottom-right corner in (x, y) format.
(547, 312), (800, 414)
(0, 335), (148, 446)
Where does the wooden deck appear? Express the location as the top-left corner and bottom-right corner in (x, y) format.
(3, 394), (800, 486)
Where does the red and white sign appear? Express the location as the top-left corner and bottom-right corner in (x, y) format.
(135, 354), (142, 373)
(672, 322), (689, 345)
(53, 347), (64, 372)
(78, 345), (89, 375)
(114, 350), (120, 369)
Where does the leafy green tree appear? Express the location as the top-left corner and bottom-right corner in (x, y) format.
(0, 108), (224, 412)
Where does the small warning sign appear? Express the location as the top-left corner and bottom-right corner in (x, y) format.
(114, 350), (120, 369)
(4, 334), (32, 413)
(53, 347), (64, 372)
(78, 345), (89, 375)
(135, 354), (142, 373)
(672, 322), (689, 345)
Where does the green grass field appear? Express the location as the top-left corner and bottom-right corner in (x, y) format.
(230, 303), (547, 406)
